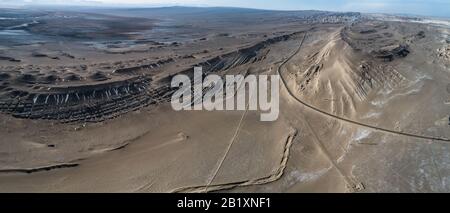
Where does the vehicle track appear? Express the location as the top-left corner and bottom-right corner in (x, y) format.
(171, 130), (298, 193)
(203, 94), (251, 192)
(301, 113), (363, 192)
(278, 32), (450, 143)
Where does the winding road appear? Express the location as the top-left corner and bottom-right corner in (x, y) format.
(278, 32), (450, 143)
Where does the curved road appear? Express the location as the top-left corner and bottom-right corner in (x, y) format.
(278, 32), (450, 143)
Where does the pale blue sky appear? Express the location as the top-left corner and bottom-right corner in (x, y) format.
(2, 0), (450, 18)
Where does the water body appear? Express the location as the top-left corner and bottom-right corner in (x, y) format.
(0, 17), (18, 20)
(6, 20), (39, 30)
(140, 19), (207, 43)
(0, 29), (45, 46)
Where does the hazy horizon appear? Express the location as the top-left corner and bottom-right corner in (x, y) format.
(1, 0), (450, 18)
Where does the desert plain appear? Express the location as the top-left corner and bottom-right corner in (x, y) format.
(0, 7), (449, 192)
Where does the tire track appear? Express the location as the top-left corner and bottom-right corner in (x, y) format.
(301, 113), (363, 192)
(203, 94), (251, 192)
(171, 130), (298, 193)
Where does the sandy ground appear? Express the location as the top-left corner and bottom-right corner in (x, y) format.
(0, 8), (449, 192)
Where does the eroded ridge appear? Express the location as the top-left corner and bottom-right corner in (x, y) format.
(0, 32), (302, 123)
(0, 76), (175, 123)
